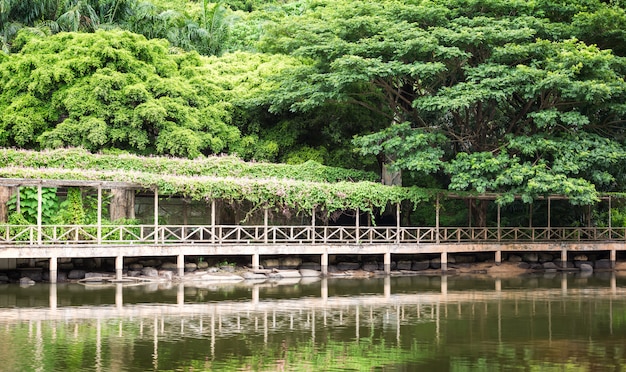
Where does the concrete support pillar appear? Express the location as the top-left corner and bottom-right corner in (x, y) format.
(49, 257), (57, 284)
(177, 254), (185, 278)
(321, 252), (328, 276)
(115, 283), (123, 310)
(441, 252), (448, 272)
(561, 248), (568, 269)
(252, 253), (260, 271)
(495, 250), (502, 265)
(611, 249), (617, 269)
(384, 252), (391, 275)
(115, 255), (124, 281)
(49, 283), (57, 311)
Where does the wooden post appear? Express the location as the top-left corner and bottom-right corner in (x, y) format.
(311, 206), (316, 244)
(355, 207), (360, 244)
(211, 199), (216, 243)
(154, 188), (159, 244)
(16, 187), (21, 214)
(264, 207), (268, 244)
(37, 185), (42, 245)
(495, 250), (502, 265)
(97, 185), (102, 244)
(435, 194), (440, 244)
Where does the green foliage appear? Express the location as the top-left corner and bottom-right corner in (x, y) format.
(57, 187), (86, 225)
(7, 187), (59, 224)
(0, 149), (433, 215)
(0, 30), (243, 158)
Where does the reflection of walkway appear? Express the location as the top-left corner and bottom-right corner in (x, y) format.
(1, 274), (621, 323)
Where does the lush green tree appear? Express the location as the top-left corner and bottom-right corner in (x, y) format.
(256, 0), (626, 207)
(0, 30), (243, 157)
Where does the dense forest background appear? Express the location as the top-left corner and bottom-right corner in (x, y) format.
(2, 0), (626, 210)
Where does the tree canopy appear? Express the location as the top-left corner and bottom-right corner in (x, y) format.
(2, 0), (626, 209)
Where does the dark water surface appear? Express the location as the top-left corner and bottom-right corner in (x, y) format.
(1, 273), (625, 371)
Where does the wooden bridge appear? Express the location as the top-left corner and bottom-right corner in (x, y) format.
(1, 178), (625, 283)
(1, 222), (625, 284)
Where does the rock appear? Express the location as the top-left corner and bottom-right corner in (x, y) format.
(538, 253), (554, 263)
(261, 259), (280, 269)
(161, 262), (178, 271)
(140, 259), (162, 267)
(141, 267), (159, 277)
(197, 261), (209, 269)
(517, 262), (530, 269)
(430, 258), (441, 269)
(299, 269), (322, 277)
(127, 270), (142, 277)
(184, 263), (198, 272)
(507, 254), (522, 263)
(269, 270), (302, 279)
(19, 277), (35, 285)
(595, 259), (612, 270)
(158, 270), (173, 281)
(0, 274), (10, 282)
(362, 262), (378, 272)
(219, 265), (235, 273)
(129, 263), (143, 271)
(58, 257), (72, 264)
(300, 262), (321, 271)
(242, 272), (267, 280)
(68, 270), (86, 280)
(411, 261), (430, 271)
(337, 262), (361, 271)
(542, 262), (558, 270)
(280, 257), (302, 269)
(522, 253), (539, 263)
(396, 261), (412, 271)
(575, 261), (593, 269)
(327, 265), (340, 273)
(579, 263), (594, 272)
(554, 259), (575, 269)
(59, 263), (74, 271)
(574, 254), (588, 262)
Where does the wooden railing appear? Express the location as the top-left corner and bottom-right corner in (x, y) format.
(1, 224), (625, 245)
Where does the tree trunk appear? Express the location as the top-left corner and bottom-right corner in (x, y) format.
(0, 186), (14, 222)
(110, 189), (135, 221)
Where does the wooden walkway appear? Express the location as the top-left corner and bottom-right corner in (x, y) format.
(1, 223), (626, 283)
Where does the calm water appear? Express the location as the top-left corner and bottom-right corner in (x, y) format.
(0, 273), (625, 371)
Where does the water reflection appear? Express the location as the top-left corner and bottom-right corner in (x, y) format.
(0, 273), (625, 371)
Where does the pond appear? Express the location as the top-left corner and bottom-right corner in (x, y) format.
(0, 273), (625, 371)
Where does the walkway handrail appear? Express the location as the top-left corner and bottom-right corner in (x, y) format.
(1, 225), (625, 245)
